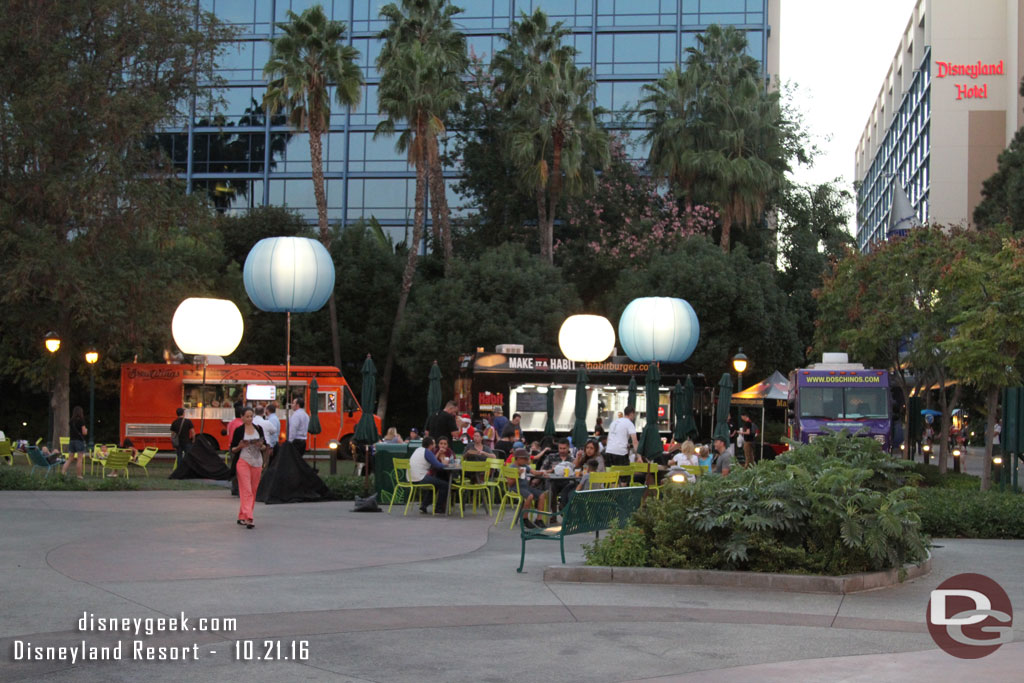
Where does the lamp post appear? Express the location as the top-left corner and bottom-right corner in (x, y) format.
(44, 331), (61, 447)
(732, 348), (748, 460)
(85, 349), (99, 449)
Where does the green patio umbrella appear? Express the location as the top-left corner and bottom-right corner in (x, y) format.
(353, 355), (379, 444)
(570, 368), (589, 447)
(627, 375), (637, 408)
(308, 378), (323, 437)
(427, 361), (442, 419)
(671, 380), (686, 442)
(677, 375), (698, 441)
(353, 354), (379, 490)
(637, 363), (663, 461)
(544, 388), (556, 437)
(712, 372), (733, 442)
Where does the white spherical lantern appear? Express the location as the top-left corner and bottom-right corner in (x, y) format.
(171, 298), (244, 356)
(559, 315), (615, 362)
(618, 297), (699, 363)
(243, 236), (335, 313)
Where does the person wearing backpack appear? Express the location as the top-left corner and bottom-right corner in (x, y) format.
(170, 407), (195, 469)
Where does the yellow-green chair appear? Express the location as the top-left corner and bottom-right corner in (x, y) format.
(494, 466), (525, 529)
(0, 439), (13, 466)
(633, 462), (664, 499)
(100, 449), (131, 479)
(451, 461), (492, 517)
(587, 471), (621, 489)
(681, 465), (703, 479)
(607, 465), (633, 486)
(388, 458), (437, 516)
(129, 447), (158, 477)
(59, 437), (72, 457)
(89, 444), (117, 475)
(484, 457), (504, 504)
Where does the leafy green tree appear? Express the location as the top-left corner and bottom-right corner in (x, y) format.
(398, 243), (580, 390)
(941, 232), (1024, 490)
(776, 181), (853, 363)
(492, 9), (609, 264)
(263, 5), (363, 370)
(374, 0), (468, 419)
(640, 25), (796, 253)
(974, 79), (1024, 230)
(0, 0), (231, 447)
(607, 237), (802, 380)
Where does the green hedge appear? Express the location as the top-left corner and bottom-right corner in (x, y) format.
(917, 488), (1024, 538)
(0, 467), (138, 491)
(322, 475), (367, 500)
(907, 462), (981, 490)
(587, 434), (929, 575)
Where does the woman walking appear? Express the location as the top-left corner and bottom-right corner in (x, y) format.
(230, 407), (265, 529)
(62, 406), (87, 479)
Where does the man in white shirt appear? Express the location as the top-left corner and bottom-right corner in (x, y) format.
(288, 397), (310, 456)
(408, 436), (448, 514)
(605, 406), (639, 467)
(264, 402), (281, 456)
(253, 404), (272, 447)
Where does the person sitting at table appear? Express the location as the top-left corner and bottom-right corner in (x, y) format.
(671, 440), (699, 467)
(510, 448), (548, 529)
(408, 427), (420, 441)
(573, 438), (605, 472)
(409, 436), (448, 514)
(481, 418), (497, 450)
(538, 438), (570, 472)
(463, 431), (492, 461)
(434, 436), (456, 466)
(557, 458), (600, 512)
(381, 427), (404, 444)
(697, 444), (713, 474)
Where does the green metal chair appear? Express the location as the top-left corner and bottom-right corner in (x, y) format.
(100, 448), (131, 479)
(129, 447), (158, 477)
(484, 457), (504, 507)
(387, 458), (437, 516)
(27, 446), (59, 477)
(451, 460), (492, 517)
(494, 465), (525, 529)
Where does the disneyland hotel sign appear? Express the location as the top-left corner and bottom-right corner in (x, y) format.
(935, 59), (1003, 100)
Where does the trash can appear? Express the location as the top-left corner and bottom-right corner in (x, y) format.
(374, 443), (412, 505)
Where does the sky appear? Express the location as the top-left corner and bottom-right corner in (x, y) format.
(779, 0), (918, 232)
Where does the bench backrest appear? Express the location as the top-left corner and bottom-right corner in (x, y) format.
(561, 486), (645, 535)
(27, 446), (52, 468)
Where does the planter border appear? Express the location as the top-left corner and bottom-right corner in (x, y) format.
(543, 552), (931, 594)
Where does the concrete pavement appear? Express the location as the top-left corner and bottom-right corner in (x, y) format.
(0, 489), (1021, 682)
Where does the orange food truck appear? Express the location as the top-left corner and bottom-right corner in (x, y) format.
(119, 362), (376, 452)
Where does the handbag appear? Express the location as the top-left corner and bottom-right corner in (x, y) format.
(353, 493), (381, 512)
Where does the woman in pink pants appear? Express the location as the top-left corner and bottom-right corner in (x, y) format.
(230, 408), (265, 529)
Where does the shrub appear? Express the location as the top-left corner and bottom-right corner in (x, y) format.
(917, 489), (1024, 538)
(618, 433), (929, 575)
(906, 462), (981, 490)
(322, 475), (366, 500)
(583, 524), (648, 567)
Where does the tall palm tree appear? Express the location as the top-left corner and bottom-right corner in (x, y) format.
(640, 24), (788, 253)
(493, 9), (609, 264)
(264, 5), (363, 368)
(374, 0), (467, 419)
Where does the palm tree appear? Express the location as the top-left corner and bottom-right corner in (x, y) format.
(263, 5), (363, 368)
(493, 9), (609, 264)
(640, 24), (789, 253)
(374, 0), (467, 419)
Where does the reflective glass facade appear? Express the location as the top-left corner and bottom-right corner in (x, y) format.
(172, 0), (773, 235)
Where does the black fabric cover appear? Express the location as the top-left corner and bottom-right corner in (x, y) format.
(255, 441), (330, 504)
(169, 433), (231, 480)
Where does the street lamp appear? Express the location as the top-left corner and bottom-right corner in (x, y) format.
(731, 348), (748, 390)
(44, 331), (61, 354)
(44, 331), (61, 447)
(85, 349), (99, 448)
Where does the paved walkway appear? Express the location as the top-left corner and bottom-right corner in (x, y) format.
(0, 489), (1020, 682)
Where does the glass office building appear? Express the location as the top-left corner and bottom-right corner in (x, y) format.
(168, 1), (778, 237)
(855, 0), (1024, 252)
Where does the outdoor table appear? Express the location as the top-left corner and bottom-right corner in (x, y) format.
(540, 472), (581, 514)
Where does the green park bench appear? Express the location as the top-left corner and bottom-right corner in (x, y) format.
(517, 486), (646, 573)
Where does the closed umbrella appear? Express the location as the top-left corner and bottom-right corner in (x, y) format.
(544, 388), (556, 437)
(679, 375), (698, 440)
(637, 363), (663, 461)
(353, 354), (379, 491)
(672, 380), (686, 442)
(427, 361), (442, 419)
(308, 378), (323, 437)
(713, 372), (733, 442)
(570, 368), (589, 448)
(627, 376), (637, 408)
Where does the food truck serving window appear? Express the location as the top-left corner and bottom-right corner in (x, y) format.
(800, 387), (887, 419)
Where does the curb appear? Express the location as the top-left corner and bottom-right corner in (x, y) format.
(543, 552), (932, 594)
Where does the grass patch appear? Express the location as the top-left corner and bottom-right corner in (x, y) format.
(917, 488), (1024, 538)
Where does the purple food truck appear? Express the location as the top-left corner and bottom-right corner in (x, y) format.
(788, 353), (892, 451)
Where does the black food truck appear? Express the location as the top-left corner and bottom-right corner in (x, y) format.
(455, 346), (709, 439)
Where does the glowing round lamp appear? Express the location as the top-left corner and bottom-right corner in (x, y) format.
(44, 331), (61, 354)
(732, 349), (748, 374)
(559, 315), (615, 362)
(243, 236), (335, 313)
(171, 298), (244, 356)
(85, 350), (99, 365)
(618, 297), (699, 363)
